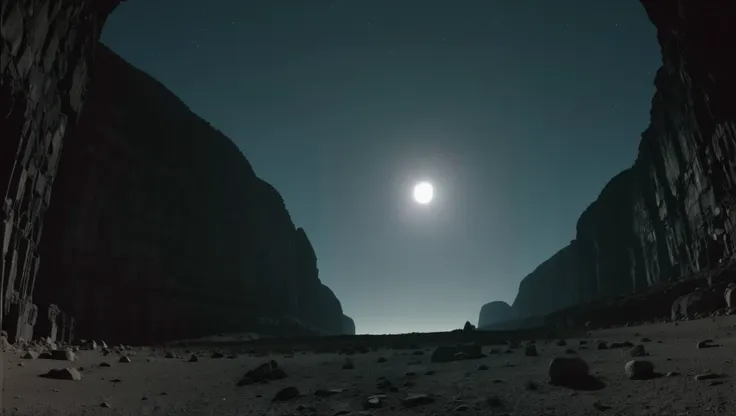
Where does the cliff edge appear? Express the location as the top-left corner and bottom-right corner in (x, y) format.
(479, 0), (736, 328)
(34, 45), (354, 343)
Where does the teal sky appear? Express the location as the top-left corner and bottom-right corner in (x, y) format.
(102, 0), (661, 334)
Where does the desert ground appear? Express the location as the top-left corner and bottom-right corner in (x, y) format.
(4, 317), (736, 416)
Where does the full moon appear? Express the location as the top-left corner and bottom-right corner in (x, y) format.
(412, 181), (434, 204)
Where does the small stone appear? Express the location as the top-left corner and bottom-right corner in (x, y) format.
(454, 404), (470, 411)
(100, 402), (111, 408)
(477, 364), (489, 371)
(119, 356), (131, 363)
(548, 357), (589, 385)
(272, 386), (299, 402)
(22, 351), (39, 359)
(641, 337), (651, 343)
(42, 368), (82, 381)
(99, 362), (111, 367)
(666, 371), (680, 377)
(401, 394), (434, 407)
(377, 357), (387, 363)
(624, 360), (655, 380)
(697, 340), (716, 349)
(164, 352), (175, 359)
(596, 342), (608, 350)
(211, 352), (224, 359)
(525, 345), (538, 356)
(365, 394), (384, 408)
(49, 349), (76, 361)
(626, 345), (646, 357)
(695, 373), (721, 381)
(556, 339), (567, 346)
(342, 359), (354, 370)
(188, 354), (198, 362)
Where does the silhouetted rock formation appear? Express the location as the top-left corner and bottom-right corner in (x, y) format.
(34, 45), (352, 344)
(0, 0), (120, 343)
(479, 0), (736, 328)
(342, 315), (356, 335)
(477, 301), (513, 328)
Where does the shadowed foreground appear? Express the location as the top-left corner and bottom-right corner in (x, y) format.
(3, 317), (736, 415)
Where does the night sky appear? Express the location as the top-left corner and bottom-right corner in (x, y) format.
(102, 1), (661, 334)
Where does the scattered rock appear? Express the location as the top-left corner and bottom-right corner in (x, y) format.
(41, 368), (82, 381)
(548, 357), (589, 385)
(365, 394), (385, 408)
(695, 373), (721, 381)
(626, 345), (647, 357)
(376, 357), (387, 363)
(211, 352), (224, 359)
(238, 360), (287, 386)
(430, 344), (483, 363)
(454, 404), (470, 411)
(100, 402), (111, 408)
(697, 339), (718, 349)
(188, 354), (198, 362)
(164, 352), (175, 359)
(272, 386), (300, 402)
(401, 394), (434, 407)
(47, 349), (76, 361)
(666, 371), (680, 377)
(609, 341), (634, 349)
(22, 351), (39, 359)
(342, 358), (354, 370)
(641, 337), (651, 343)
(525, 345), (538, 356)
(119, 356), (131, 363)
(596, 342), (608, 350)
(99, 362), (111, 367)
(624, 360), (655, 380)
(556, 339), (567, 346)
(477, 364), (489, 371)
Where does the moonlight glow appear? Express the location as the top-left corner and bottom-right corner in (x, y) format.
(412, 181), (434, 204)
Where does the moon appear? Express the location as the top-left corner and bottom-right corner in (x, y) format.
(412, 181), (434, 204)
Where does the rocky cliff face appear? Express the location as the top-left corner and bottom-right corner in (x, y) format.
(34, 45), (353, 344)
(479, 0), (736, 327)
(0, 0), (120, 342)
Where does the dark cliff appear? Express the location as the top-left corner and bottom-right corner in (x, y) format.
(34, 45), (354, 343)
(0, 0), (120, 342)
(479, 0), (736, 327)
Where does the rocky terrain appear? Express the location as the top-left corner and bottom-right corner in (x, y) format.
(3, 316), (736, 415)
(479, 0), (736, 329)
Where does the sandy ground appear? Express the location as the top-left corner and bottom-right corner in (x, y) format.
(3, 316), (736, 415)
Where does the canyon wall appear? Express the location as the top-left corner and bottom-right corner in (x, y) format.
(0, 0), (120, 342)
(33, 45), (354, 344)
(479, 0), (736, 328)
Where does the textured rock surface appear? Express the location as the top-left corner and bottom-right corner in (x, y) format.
(34, 45), (351, 343)
(477, 301), (513, 328)
(480, 0), (736, 326)
(0, 0), (120, 342)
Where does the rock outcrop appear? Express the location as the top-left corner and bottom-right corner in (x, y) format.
(33, 45), (351, 344)
(477, 301), (513, 328)
(0, 0), (121, 343)
(342, 314), (356, 335)
(479, 0), (736, 327)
